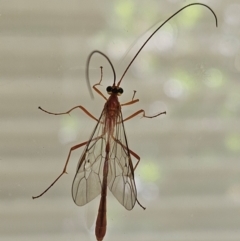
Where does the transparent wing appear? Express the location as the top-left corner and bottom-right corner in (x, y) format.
(72, 110), (106, 206)
(108, 111), (137, 210)
(72, 109), (137, 210)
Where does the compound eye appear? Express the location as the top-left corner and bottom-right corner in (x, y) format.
(106, 86), (112, 94)
(118, 88), (123, 95)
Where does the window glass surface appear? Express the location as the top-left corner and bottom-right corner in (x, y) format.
(0, 1), (240, 241)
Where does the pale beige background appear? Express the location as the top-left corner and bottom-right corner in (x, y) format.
(1, 0), (240, 241)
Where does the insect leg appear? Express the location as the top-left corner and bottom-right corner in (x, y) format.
(121, 99), (139, 106)
(131, 90), (137, 101)
(32, 140), (89, 199)
(112, 136), (140, 172)
(92, 66), (108, 101)
(121, 90), (139, 106)
(38, 105), (99, 122)
(123, 109), (166, 122)
(113, 136), (145, 210)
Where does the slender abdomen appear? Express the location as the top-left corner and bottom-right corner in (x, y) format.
(95, 143), (109, 241)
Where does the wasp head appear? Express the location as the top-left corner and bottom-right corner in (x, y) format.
(106, 86), (123, 96)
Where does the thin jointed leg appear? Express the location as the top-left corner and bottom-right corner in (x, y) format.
(32, 140), (89, 199)
(121, 90), (139, 106)
(123, 109), (166, 122)
(117, 108), (166, 208)
(113, 136), (145, 210)
(39, 106), (99, 122)
(93, 66), (108, 101)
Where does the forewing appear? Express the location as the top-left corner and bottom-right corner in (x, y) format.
(71, 108), (138, 210)
(72, 110), (106, 206)
(108, 111), (137, 210)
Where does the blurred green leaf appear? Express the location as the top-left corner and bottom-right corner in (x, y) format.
(225, 133), (240, 152)
(139, 161), (161, 182)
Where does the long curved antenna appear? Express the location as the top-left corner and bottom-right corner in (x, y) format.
(117, 3), (218, 87)
(120, 19), (164, 64)
(86, 50), (116, 99)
